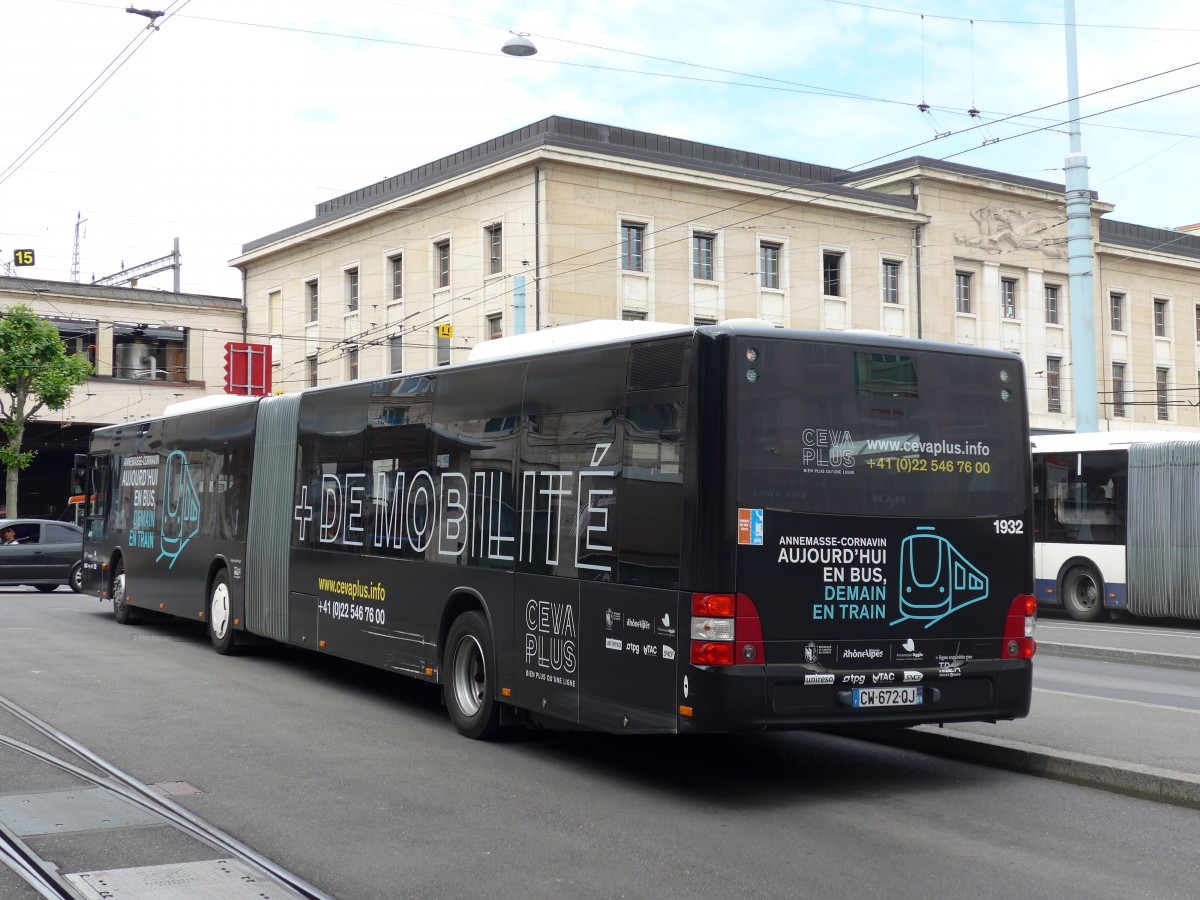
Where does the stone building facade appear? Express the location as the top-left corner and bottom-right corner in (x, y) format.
(0, 277), (242, 515)
(231, 116), (1200, 435)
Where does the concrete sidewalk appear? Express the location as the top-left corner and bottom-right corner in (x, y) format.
(859, 621), (1200, 809)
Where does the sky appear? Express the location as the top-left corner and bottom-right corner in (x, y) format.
(2, 0), (1198, 299)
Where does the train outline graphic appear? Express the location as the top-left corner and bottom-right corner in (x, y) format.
(156, 450), (201, 568)
(890, 526), (989, 628)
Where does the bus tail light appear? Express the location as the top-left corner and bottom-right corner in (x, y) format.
(690, 593), (765, 666)
(1002, 594), (1037, 659)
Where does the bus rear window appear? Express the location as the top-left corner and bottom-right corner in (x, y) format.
(735, 339), (1027, 518)
(854, 351), (918, 398)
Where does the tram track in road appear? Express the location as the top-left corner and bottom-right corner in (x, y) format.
(0, 695), (334, 900)
(1, 819), (77, 898)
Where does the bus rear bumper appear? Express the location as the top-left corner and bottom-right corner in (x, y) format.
(677, 659), (1033, 733)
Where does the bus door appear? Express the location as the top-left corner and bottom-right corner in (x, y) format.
(75, 451), (114, 595)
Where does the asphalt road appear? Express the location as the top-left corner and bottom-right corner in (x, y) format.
(1036, 654), (1200, 711)
(3, 590), (1200, 900)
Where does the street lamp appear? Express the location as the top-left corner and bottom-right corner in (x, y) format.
(501, 32), (537, 57)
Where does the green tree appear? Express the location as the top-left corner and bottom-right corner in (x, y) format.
(0, 305), (92, 518)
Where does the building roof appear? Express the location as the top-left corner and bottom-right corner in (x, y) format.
(0, 276), (242, 309)
(240, 116), (920, 254)
(237, 116), (1197, 268)
(1099, 219), (1200, 261)
(846, 155), (1075, 196)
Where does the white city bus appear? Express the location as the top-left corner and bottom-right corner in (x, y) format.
(1031, 431), (1200, 622)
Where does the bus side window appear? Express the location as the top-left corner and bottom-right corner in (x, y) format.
(366, 377), (435, 560)
(620, 401), (685, 588)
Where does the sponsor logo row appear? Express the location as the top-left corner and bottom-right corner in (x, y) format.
(804, 671), (926, 686)
(605, 607), (677, 639)
(805, 640), (990, 665)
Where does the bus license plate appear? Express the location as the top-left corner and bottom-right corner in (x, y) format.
(852, 686), (923, 708)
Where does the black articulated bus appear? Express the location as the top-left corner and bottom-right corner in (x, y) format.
(78, 320), (1035, 738)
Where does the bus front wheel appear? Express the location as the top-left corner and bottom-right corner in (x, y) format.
(208, 569), (240, 655)
(444, 610), (503, 740)
(1062, 565), (1105, 622)
(111, 560), (138, 625)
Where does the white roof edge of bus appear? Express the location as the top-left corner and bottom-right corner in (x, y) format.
(467, 320), (690, 361)
(1031, 430), (1200, 451)
(163, 394), (259, 417)
(720, 317), (779, 329)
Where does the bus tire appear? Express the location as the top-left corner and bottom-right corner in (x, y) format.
(1062, 565), (1105, 623)
(111, 559), (138, 624)
(208, 569), (240, 655)
(444, 610), (503, 740)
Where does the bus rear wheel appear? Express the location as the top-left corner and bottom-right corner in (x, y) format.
(111, 560), (138, 624)
(1062, 565), (1105, 622)
(208, 569), (240, 655)
(444, 610), (503, 740)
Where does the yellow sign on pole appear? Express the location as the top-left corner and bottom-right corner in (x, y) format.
(437, 324), (453, 339)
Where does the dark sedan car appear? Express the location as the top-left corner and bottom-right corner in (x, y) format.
(0, 518), (84, 592)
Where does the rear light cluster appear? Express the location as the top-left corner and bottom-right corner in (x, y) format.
(1002, 594), (1037, 659)
(690, 593), (765, 666)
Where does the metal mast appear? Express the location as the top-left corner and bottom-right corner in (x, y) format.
(71, 212), (87, 283)
(1064, 0), (1098, 432)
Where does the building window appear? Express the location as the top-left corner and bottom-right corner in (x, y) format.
(694, 316), (717, 326)
(435, 239), (450, 288)
(621, 223), (645, 272)
(307, 280), (319, 322)
(389, 335), (403, 374)
(437, 334), (451, 366)
(1157, 368), (1170, 420)
(344, 268), (359, 313)
(390, 255), (403, 302)
(111, 324), (187, 381)
(1195, 304), (1200, 341)
(1154, 298), (1168, 337)
(1110, 292), (1124, 331)
(622, 310), (646, 321)
(1001, 278), (1017, 319)
(1045, 284), (1060, 325)
(955, 272), (972, 314)
(487, 312), (503, 340)
(760, 242), (781, 289)
(347, 349), (359, 381)
(485, 224), (502, 275)
(307, 356), (318, 388)
(1112, 363), (1126, 418)
(692, 233), (714, 281)
(1046, 357), (1061, 413)
(882, 260), (900, 304)
(52, 317), (99, 366)
(267, 290), (282, 335)
(822, 251), (843, 297)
